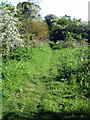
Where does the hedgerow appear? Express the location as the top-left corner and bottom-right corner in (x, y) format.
(0, 5), (24, 58)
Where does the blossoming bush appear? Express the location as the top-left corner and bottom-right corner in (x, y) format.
(0, 6), (24, 57)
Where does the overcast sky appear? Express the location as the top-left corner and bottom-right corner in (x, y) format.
(1, 0), (89, 21)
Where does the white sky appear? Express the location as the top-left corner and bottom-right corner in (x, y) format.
(1, 0), (89, 21)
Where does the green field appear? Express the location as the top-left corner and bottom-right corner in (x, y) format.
(2, 42), (90, 120)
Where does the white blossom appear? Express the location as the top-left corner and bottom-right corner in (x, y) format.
(0, 6), (24, 55)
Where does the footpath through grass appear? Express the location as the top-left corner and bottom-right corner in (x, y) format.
(2, 42), (90, 120)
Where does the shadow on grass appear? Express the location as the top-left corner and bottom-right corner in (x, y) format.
(2, 110), (90, 120)
(1, 112), (31, 120)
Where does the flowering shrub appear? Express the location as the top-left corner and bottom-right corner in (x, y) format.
(0, 6), (24, 57)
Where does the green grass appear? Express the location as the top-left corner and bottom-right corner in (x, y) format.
(2, 42), (90, 120)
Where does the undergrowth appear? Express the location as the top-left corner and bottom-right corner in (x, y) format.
(2, 42), (90, 120)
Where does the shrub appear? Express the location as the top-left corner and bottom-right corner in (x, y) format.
(0, 5), (24, 58)
(66, 32), (76, 41)
(9, 46), (32, 61)
(66, 32), (88, 42)
(49, 40), (80, 49)
(45, 15), (88, 43)
(29, 21), (49, 40)
(50, 28), (67, 42)
(17, 19), (49, 45)
(29, 33), (36, 40)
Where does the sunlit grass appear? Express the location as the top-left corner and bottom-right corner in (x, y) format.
(2, 42), (90, 120)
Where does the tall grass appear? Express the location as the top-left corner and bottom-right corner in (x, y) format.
(2, 42), (90, 120)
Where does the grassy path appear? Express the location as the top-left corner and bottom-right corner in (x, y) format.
(2, 43), (90, 120)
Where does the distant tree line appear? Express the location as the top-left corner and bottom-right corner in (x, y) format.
(44, 14), (89, 43)
(0, 0), (89, 57)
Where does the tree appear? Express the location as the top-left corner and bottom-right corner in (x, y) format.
(47, 16), (68, 42)
(44, 14), (58, 30)
(17, 18), (49, 43)
(0, 5), (24, 57)
(46, 16), (88, 42)
(16, 1), (42, 20)
(0, 1), (15, 13)
(57, 17), (71, 26)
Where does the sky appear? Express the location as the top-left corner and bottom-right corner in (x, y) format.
(1, 0), (89, 21)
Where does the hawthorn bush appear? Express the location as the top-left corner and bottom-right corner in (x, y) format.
(0, 5), (24, 58)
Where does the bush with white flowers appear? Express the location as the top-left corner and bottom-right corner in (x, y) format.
(0, 6), (24, 57)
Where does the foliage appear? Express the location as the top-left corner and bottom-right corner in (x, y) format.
(44, 14), (58, 30)
(49, 40), (78, 49)
(16, 1), (41, 20)
(0, 5), (24, 58)
(57, 16), (71, 26)
(50, 27), (67, 42)
(17, 19), (49, 44)
(66, 32), (88, 42)
(28, 21), (49, 40)
(45, 15), (88, 43)
(0, 2), (15, 13)
(0, 1), (90, 120)
(2, 43), (90, 120)
(8, 46), (32, 61)
(29, 33), (36, 40)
